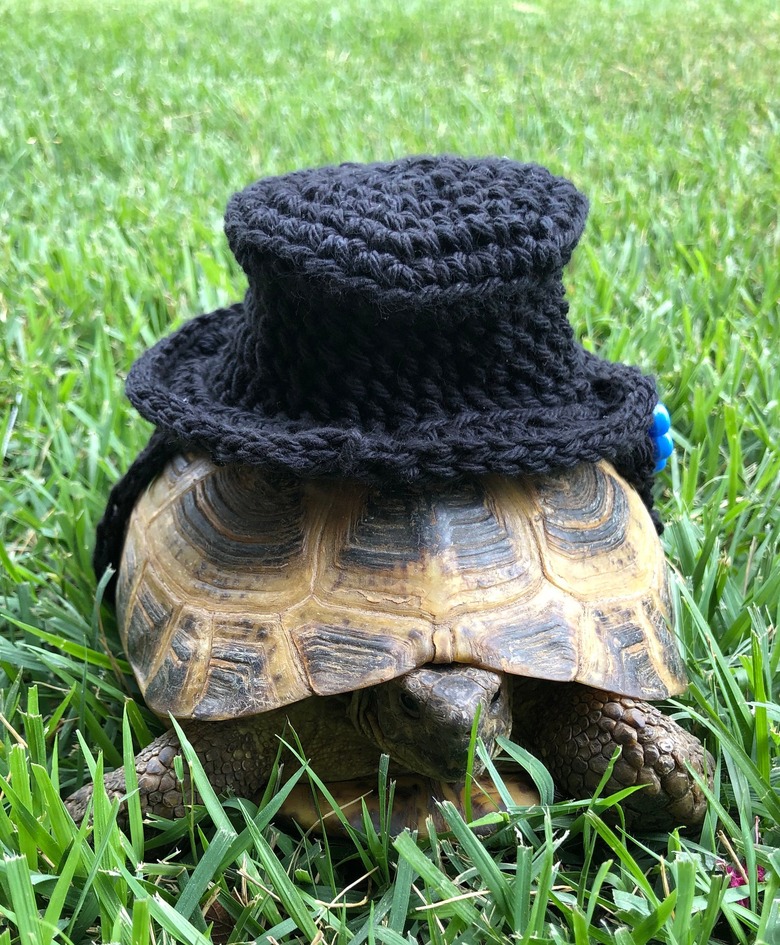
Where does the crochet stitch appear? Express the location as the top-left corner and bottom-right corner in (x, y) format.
(94, 156), (660, 594)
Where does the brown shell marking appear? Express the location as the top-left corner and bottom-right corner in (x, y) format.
(117, 455), (686, 721)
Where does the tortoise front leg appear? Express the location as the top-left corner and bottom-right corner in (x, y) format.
(64, 720), (269, 824)
(515, 683), (713, 829)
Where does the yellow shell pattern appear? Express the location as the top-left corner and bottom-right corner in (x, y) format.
(116, 454), (687, 721)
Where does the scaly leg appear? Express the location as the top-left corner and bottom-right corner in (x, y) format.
(64, 720), (268, 824)
(515, 682), (713, 829)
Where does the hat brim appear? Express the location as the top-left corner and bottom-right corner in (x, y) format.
(126, 302), (657, 483)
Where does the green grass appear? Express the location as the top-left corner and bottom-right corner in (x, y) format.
(1, 0), (779, 941)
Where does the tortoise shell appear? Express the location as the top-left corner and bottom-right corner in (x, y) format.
(116, 454), (686, 722)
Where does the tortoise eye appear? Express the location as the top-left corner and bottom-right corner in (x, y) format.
(399, 693), (421, 719)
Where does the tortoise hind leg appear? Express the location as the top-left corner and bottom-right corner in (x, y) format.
(514, 682), (713, 829)
(64, 720), (269, 824)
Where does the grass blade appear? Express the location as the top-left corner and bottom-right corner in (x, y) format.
(4, 854), (53, 945)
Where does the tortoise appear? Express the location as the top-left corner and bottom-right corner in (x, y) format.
(65, 451), (711, 830)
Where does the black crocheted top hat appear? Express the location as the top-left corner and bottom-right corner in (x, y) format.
(94, 156), (660, 592)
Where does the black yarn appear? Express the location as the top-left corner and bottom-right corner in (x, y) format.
(94, 156), (661, 593)
(223, 157), (589, 315)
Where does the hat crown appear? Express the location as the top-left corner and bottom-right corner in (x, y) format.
(224, 156), (589, 318)
(217, 156), (595, 428)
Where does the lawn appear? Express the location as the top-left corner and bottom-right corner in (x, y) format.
(1, 0), (779, 941)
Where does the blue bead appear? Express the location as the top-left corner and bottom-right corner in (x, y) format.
(654, 430), (674, 461)
(654, 457), (667, 473)
(650, 402), (671, 437)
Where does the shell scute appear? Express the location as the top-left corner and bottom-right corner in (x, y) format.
(292, 622), (428, 696)
(143, 609), (211, 717)
(458, 590), (583, 679)
(581, 598), (686, 699)
(122, 566), (174, 686)
(534, 463), (629, 553)
(195, 638), (269, 721)
(193, 613), (311, 721)
(530, 462), (660, 602)
(175, 466), (307, 566)
(338, 489), (428, 570)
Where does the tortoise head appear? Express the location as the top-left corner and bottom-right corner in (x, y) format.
(349, 665), (513, 781)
